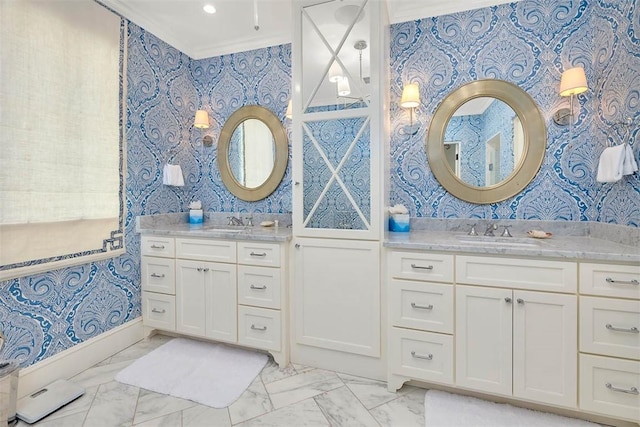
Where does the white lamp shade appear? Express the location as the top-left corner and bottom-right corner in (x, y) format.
(194, 110), (210, 129)
(400, 83), (420, 108)
(559, 67), (588, 97)
(285, 100), (292, 119)
(337, 78), (351, 96)
(329, 60), (344, 83)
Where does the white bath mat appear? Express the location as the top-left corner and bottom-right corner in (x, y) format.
(115, 338), (268, 408)
(424, 390), (597, 426)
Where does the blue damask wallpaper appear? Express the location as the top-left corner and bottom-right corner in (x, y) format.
(0, 23), (291, 367)
(390, 0), (639, 224)
(2, 0), (639, 370)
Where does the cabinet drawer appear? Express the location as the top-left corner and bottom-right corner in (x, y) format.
(389, 327), (453, 385)
(389, 279), (453, 334)
(580, 296), (640, 360)
(237, 242), (280, 267)
(142, 291), (175, 331)
(141, 235), (175, 258)
(580, 354), (640, 422)
(238, 306), (281, 351)
(238, 265), (281, 309)
(141, 256), (175, 294)
(176, 238), (236, 263)
(389, 251), (453, 283)
(580, 263), (640, 299)
(456, 256), (577, 292)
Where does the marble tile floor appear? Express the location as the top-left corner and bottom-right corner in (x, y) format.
(17, 334), (426, 427)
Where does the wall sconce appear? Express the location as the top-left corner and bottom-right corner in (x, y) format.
(329, 60), (344, 83)
(194, 109), (213, 147)
(553, 67), (588, 126)
(337, 78), (351, 97)
(400, 82), (420, 135)
(285, 100), (292, 119)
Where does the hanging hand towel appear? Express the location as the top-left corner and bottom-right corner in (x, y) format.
(162, 164), (185, 187)
(596, 144), (626, 183)
(622, 144), (638, 176)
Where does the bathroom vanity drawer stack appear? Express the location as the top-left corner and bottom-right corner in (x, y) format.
(388, 251), (455, 387)
(141, 236), (176, 330)
(578, 262), (640, 422)
(237, 241), (284, 352)
(140, 234), (288, 366)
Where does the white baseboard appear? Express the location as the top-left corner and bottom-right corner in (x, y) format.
(17, 317), (144, 398)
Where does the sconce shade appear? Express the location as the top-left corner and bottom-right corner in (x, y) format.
(329, 60), (344, 83)
(400, 83), (420, 108)
(285, 100), (292, 119)
(337, 78), (351, 96)
(194, 109), (210, 129)
(559, 67), (588, 97)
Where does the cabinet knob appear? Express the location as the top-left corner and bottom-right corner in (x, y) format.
(504, 297), (512, 303)
(516, 298), (524, 304)
(196, 267), (203, 272)
(295, 243), (300, 249)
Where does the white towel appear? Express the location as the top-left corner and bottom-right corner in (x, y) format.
(162, 164), (185, 186)
(622, 144), (638, 176)
(596, 144), (626, 183)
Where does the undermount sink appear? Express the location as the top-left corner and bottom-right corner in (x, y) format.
(455, 235), (542, 248)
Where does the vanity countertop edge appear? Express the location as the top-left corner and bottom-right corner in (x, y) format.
(384, 230), (639, 264)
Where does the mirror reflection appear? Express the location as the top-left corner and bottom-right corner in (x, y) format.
(218, 105), (288, 202)
(444, 98), (524, 187)
(302, 0), (370, 112)
(229, 119), (275, 189)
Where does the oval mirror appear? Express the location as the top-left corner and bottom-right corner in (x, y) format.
(218, 105), (288, 201)
(427, 80), (545, 204)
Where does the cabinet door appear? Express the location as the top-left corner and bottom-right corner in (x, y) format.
(456, 285), (512, 395)
(204, 262), (237, 342)
(176, 259), (206, 337)
(293, 238), (380, 357)
(513, 291), (577, 408)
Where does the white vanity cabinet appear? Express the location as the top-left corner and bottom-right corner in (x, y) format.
(456, 285), (577, 407)
(141, 234), (289, 366)
(388, 251), (454, 390)
(578, 262), (640, 422)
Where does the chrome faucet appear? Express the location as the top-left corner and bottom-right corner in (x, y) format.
(467, 224), (478, 236)
(484, 223), (498, 236)
(501, 225), (513, 237)
(227, 215), (244, 226)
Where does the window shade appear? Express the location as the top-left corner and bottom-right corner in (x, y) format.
(0, 0), (124, 278)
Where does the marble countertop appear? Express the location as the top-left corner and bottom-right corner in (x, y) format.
(384, 220), (639, 263)
(136, 213), (292, 242)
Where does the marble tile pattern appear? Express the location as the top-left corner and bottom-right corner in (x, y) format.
(15, 335), (430, 427)
(389, 0), (640, 225)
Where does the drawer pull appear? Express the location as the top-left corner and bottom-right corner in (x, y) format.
(516, 298), (525, 304)
(605, 383), (639, 395)
(605, 277), (639, 286)
(411, 264), (433, 270)
(250, 252), (267, 257)
(606, 324), (639, 334)
(251, 324), (267, 331)
(197, 267), (203, 272)
(203, 268), (209, 272)
(150, 244), (165, 249)
(250, 285), (267, 290)
(411, 302), (433, 310)
(151, 308), (166, 314)
(411, 351), (433, 360)
(505, 297), (512, 303)
(150, 273), (165, 278)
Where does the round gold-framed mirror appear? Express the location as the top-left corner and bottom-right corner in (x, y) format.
(427, 80), (546, 204)
(218, 105), (288, 201)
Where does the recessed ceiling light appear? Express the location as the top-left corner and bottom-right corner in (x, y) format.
(203, 4), (216, 14)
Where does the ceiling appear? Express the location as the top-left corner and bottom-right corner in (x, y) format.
(100, 0), (515, 60)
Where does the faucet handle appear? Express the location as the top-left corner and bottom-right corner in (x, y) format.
(501, 225), (512, 237)
(467, 223), (478, 236)
(245, 215), (253, 227)
(227, 216), (234, 226)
